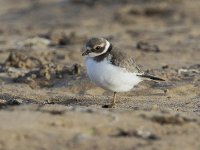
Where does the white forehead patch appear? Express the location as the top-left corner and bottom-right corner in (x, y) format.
(87, 40), (110, 58)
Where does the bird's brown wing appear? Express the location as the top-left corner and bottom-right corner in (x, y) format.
(110, 49), (165, 81)
(110, 50), (144, 74)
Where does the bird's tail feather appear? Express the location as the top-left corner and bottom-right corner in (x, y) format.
(137, 74), (165, 81)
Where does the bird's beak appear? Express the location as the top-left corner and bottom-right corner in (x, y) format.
(82, 50), (89, 56)
(82, 47), (91, 56)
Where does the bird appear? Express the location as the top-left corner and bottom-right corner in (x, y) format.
(82, 37), (165, 108)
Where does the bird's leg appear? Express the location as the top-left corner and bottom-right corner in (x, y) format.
(111, 92), (117, 107)
(102, 92), (117, 108)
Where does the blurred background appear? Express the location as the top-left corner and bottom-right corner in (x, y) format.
(0, 0), (199, 89)
(0, 0), (200, 96)
(0, 1), (200, 150)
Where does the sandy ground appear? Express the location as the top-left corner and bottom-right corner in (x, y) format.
(0, 0), (200, 150)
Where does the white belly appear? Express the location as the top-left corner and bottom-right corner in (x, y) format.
(85, 58), (142, 92)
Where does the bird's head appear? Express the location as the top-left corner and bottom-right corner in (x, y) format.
(82, 37), (111, 57)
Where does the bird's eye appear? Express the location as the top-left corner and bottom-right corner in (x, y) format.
(96, 46), (101, 50)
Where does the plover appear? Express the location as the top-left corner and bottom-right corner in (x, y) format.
(82, 37), (164, 107)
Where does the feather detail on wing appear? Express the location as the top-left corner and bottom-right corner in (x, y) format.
(110, 50), (144, 74)
(106, 48), (165, 82)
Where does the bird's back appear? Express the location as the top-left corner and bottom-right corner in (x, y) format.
(109, 49), (143, 74)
